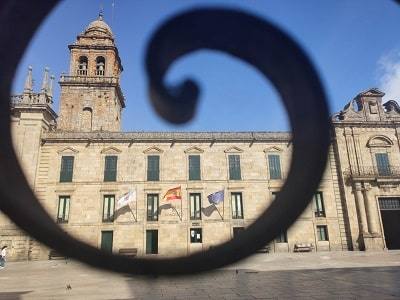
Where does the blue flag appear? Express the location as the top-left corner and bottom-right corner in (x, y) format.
(207, 190), (224, 205)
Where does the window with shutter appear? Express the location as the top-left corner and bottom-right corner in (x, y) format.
(147, 155), (160, 181)
(104, 156), (117, 182)
(314, 192), (325, 217)
(60, 156), (74, 182)
(57, 196), (70, 223)
(231, 192), (244, 219)
(275, 231), (287, 243)
(268, 154), (282, 179)
(228, 155), (241, 180)
(147, 194), (159, 221)
(190, 193), (202, 220)
(102, 195), (115, 222)
(317, 225), (329, 241)
(375, 153), (390, 176)
(189, 155), (201, 180)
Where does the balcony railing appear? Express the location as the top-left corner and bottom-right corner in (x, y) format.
(10, 95), (23, 106)
(77, 69), (87, 76)
(344, 165), (400, 179)
(60, 75), (118, 85)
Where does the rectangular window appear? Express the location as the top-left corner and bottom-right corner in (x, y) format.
(268, 154), (282, 179)
(379, 197), (400, 210)
(317, 225), (329, 241)
(147, 155), (160, 181)
(146, 230), (158, 254)
(147, 194), (159, 221)
(231, 192), (244, 219)
(102, 195), (115, 222)
(375, 153), (390, 176)
(60, 156), (74, 182)
(228, 155), (241, 180)
(190, 228), (202, 243)
(104, 156), (117, 182)
(233, 227), (245, 238)
(190, 193), (202, 220)
(57, 196), (70, 223)
(314, 192), (326, 217)
(189, 155), (201, 180)
(275, 231), (288, 243)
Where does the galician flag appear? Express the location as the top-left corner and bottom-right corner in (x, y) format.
(116, 190), (136, 210)
(163, 186), (182, 201)
(207, 190), (224, 205)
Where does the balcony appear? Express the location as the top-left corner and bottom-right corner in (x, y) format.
(344, 165), (400, 181)
(59, 75), (119, 85)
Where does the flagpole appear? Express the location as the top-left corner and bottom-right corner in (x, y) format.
(181, 189), (183, 221)
(214, 204), (223, 220)
(173, 206), (182, 221)
(222, 190), (225, 220)
(130, 207), (137, 222)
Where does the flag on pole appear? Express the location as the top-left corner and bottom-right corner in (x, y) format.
(116, 190), (136, 210)
(163, 186), (182, 201)
(207, 190), (224, 205)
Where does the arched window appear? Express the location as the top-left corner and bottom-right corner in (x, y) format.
(77, 56), (88, 75)
(96, 56), (105, 76)
(81, 107), (93, 131)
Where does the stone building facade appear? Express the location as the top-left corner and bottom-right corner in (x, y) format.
(1, 14), (400, 261)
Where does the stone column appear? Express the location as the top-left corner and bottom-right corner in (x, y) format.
(363, 183), (380, 235)
(354, 182), (368, 234)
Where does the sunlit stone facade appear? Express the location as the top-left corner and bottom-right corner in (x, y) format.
(2, 14), (400, 261)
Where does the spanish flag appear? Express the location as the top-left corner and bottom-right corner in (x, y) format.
(163, 186), (182, 201)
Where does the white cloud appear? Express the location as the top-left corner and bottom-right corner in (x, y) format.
(378, 50), (400, 101)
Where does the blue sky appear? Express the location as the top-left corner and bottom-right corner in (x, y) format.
(12, 0), (400, 131)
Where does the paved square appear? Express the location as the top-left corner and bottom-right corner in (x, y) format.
(0, 251), (400, 299)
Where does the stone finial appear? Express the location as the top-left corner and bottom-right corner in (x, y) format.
(99, 4), (104, 21)
(48, 75), (55, 98)
(41, 67), (50, 93)
(23, 66), (33, 94)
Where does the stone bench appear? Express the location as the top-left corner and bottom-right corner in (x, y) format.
(294, 243), (314, 252)
(118, 248), (138, 258)
(256, 245), (271, 253)
(48, 250), (67, 260)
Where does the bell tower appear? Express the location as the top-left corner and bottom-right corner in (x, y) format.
(58, 12), (125, 132)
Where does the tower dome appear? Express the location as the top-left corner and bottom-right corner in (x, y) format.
(84, 12), (113, 38)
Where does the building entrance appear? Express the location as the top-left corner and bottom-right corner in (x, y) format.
(379, 198), (400, 249)
(101, 231), (113, 253)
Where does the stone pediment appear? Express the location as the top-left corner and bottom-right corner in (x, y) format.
(184, 146), (204, 154)
(100, 146), (122, 154)
(383, 100), (400, 119)
(224, 146), (243, 153)
(335, 99), (365, 121)
(367, 135), (393, 148)
(57, 147), (79, 154)
(143, 146), (163, 154)
(263, 146), (283, 153)
(358, 88), (385, 97)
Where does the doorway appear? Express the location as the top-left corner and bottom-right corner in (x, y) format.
(101, 231), (113, 253)
(379, 198), (400, 249)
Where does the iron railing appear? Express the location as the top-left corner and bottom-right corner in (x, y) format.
(59, 75), (119, 85)
(344, 165), (400, 179)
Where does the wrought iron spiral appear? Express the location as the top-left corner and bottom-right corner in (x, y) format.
(0, 1), (330, 275)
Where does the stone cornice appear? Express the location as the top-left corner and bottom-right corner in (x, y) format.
(42, 131), (292, 143)
(11, 103), (58, 121)
(332, 121), (400, 128)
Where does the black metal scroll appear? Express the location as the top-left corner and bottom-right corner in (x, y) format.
(0, 1), (330, 275)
